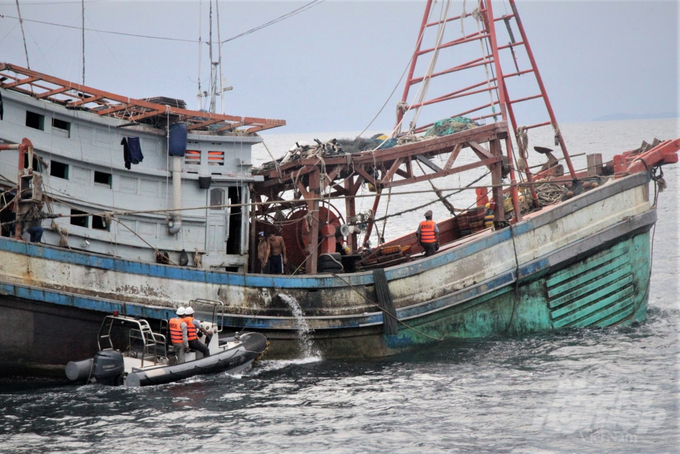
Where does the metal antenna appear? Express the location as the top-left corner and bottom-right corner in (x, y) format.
(81, 0), (85, 85)
(216, 0), (225, 114)
(208, 1), (216, 113)
(15, 0), (30, 69)
(197, 0), (203, 110)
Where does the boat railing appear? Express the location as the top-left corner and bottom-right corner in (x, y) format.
(128, 327), (168, 368)
(97, 314), (168, 368)
(189, 299), (225, 334)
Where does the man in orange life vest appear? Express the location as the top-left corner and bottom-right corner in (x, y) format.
(169, 307), (189, 363)
(184, 307), (211, 358)
(416, 210), (439, 257)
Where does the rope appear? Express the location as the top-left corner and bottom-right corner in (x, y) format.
(357, 1), (436, 139)
(14, 0), (30, 68)
(638, 161), (666, 314)
(414, 159), (457, 215)
(261, 139), (282, 177)
(330, 272), (444, 342)
(516, 126), (528, 172)
(379, 186), (391, 245)
(291, 235), (322, 275)
(0, 175), (540, 230)
(372, 170), (490, 223)
(472, 4), (498, 121)
(409, 0), (452, 132)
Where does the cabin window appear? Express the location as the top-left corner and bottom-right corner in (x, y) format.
(210, 188), (224, 210)
(52, 118), (71, 137)
(50, 160), (69, 179)
(92, 215), (109, 231)
(208, 151), (225, 166)
(70, 209), (89, 228)
(26, 111), (45, 130)
(185, 150), (201, 166)
(94, 171), (112, 188)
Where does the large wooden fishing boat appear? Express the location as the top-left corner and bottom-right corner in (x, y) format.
(0, 0), (678, 376)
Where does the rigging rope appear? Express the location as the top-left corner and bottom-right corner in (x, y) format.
(409, 0), (452, 133)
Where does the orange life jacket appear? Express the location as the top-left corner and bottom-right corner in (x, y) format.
(183, 316), (198, 341)
(419, 220), (437, 243)
(169, 317), (184, 345)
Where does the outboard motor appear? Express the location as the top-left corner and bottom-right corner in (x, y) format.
(65, 357), (94, 382)
(91, 350), (125, 386)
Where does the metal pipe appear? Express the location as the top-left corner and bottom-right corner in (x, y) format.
(168, 156), (182, 235)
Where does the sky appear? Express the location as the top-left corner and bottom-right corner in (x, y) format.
(0, 0), (678, 134)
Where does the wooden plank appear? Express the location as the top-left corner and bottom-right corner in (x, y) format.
(69, 95), (105, 107)
(382, 157), (404, 184)
(187, 118), (224, 130)
(354, 166), (378, 186)
(386, 157), (499, 188)
(36, 86), (70, 99)
(414, 154), (443, 172)
(444, 143), (463, 170)
(550, 273), (633, 317)
(2, 76), (40, 89)
(468, 140), (494, 160)
(128, 109), (167, 122)
(552, 286), (634, 328)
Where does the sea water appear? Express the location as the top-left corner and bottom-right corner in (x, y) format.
(0, 119), (677, 453)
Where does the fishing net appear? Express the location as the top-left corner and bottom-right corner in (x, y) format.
(424, 117), (478, 137)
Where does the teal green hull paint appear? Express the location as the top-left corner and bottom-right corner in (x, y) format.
(385, 232), (651, 349)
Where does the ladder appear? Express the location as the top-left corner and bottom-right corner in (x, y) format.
(396, 0), (577, 212)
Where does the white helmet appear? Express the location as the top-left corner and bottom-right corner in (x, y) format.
(185, 307), (195, 315)
(176, 306), (186, 316)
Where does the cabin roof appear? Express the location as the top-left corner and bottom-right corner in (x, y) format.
(0, 62), (286, 134)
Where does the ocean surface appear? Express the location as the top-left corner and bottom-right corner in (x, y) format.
(1, 119), (678, 453)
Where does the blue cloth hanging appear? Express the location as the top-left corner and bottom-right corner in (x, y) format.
(121, 137), (144, 169)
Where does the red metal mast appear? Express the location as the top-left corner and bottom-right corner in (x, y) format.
(395, 0), (578, 215)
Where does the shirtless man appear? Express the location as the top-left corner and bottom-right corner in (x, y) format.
(266, 232), (287, 274)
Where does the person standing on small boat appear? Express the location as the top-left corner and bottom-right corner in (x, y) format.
(183, 307), (211, 358)
(257, 231), (270, 273)
(416, 210), (439, 257)
(169, 307), (189, 363)
(266, 231), (287, 274)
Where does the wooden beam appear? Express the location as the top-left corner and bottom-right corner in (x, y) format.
(69, 95), (105, 107)
(395, 168), (411, 179)
(489, 139), (506, 225)
(306, 170), (321, 274)
(414, 154), (442, 172)
(187, 118), (224, 130)
(386, 157), (499, 188)
(468, 140), (494, 160)
(444, 143), (463, 169)
(36, 86), (70, 99)
(96, 104), (129, 116)
(354, 166), (378, 187)
(129, 109), (167, 122)
(344, 176), (357, 251)
(382, 157), (404, 184)
(2, 76), (40, 89)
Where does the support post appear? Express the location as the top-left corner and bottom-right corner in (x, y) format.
(305, 170), (321, 274)
(344, 176), (357, 251)
(489, 138), (506, 227)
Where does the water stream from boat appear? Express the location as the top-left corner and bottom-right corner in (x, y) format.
(277, 293), (320, 359)
(0, 119), (677, 453)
